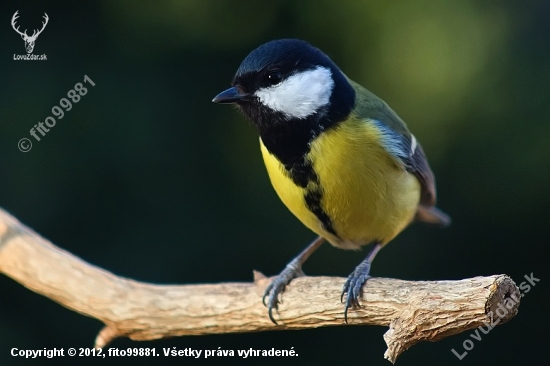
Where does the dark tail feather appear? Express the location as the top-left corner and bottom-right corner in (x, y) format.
(415, 205), (451, 227)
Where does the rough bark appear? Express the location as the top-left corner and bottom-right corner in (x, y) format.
(0, 208), (520, 363)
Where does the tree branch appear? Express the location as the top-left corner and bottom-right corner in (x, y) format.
(0, 208), (520, 363)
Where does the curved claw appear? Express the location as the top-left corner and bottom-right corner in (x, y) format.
(264, 282), (284, 324)
(262, 264), (305, 325)
(262, 281), (273, 306)
(341, 243), (381, 323)
(341, 259), (373, 323)
(342, 274), (371, 323)
(261, 236), (325, 324)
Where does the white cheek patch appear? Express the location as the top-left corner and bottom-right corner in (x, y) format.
(254, 66), (334, 119)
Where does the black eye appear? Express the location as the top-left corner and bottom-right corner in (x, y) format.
(267, 71), (282, 85)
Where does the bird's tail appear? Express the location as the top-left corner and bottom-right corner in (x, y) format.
(415, 205), (451, 227)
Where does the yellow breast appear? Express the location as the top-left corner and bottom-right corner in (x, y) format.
(260, 116), (421, 249)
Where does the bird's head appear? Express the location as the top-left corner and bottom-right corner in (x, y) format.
(213, 39), (355, 133)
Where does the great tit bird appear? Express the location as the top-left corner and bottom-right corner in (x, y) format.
(213, 39), (450, 324)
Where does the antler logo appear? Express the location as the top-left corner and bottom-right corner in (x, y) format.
(11, 10), (49, 54)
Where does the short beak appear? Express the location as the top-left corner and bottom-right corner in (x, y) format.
(212, 86), (248, 104)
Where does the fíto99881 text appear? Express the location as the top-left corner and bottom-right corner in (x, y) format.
(18, 75), (95, 152)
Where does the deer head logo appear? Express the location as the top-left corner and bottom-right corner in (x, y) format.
(12, 11), (49, 54)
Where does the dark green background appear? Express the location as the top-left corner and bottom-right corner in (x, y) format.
(1, 1), (548, 365)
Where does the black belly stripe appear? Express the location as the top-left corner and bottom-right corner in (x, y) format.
(287, 162), (338, 238)
(304, 186), (338, 237)
(255, 111), (347, 240)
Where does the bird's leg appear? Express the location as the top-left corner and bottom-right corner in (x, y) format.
(341, 242), (382, 323)
(263, 235), (325, 324)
